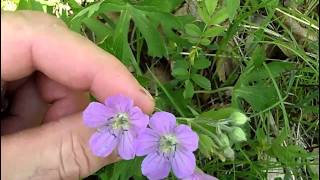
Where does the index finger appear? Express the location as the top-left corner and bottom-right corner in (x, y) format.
(1, 11), (154, 114)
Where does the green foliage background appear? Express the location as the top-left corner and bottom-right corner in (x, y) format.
(2, 0), (319, 179)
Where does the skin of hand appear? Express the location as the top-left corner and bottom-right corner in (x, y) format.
(1, 10), (154, 180)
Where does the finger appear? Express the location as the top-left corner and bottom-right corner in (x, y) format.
(36, 73), (89, 122)
(1, 77), (48, 135)
(1, 113), (120, 180)
(1, 10), (154, 114)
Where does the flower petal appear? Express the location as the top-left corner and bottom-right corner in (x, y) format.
(129, 106), (149, 134)
(141, 152), (171, 180)
(105, 95), (133, 112)
(150, 112), (176, 134)
(182, 171), (218, 180)
(89, 130), (117, 157)
(117, 131), (135, 160)
(175, 125), (199, 152)
(83, 102), (114, 128)
(171, 149), (196, 178)
(136, 128), (160, 156)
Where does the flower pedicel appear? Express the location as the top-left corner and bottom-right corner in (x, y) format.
(83, 95), (149, 160)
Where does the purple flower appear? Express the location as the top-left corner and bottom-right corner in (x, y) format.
(83, 95), (149, 160)
(182, 169), (218, 180)
(136, 112), (199, 179)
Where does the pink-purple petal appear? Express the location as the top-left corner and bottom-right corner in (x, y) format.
(136, 128), (160, 156)
(117, 131), (135, 160)
(89, 130), (117, 157)
(129, 106), (149, 134)
(175, 124), (199, 152)
(83, 102), (114, 128)
(171, 149), (196, 178)
(141, 152), (171, 180)
(183, 170), (218, 180)
(149, 112), (176, 134)
(105, 95), (134, 112)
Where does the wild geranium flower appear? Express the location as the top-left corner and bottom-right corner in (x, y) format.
(83, 95), (149, 160)
(136, 112), (199, 179)
(182, 169), (218, 180)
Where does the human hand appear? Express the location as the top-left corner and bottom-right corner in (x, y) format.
(1, 10), (154, 180)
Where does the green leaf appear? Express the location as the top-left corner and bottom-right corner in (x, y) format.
(193, 57), (211, 69)
(204, 26), (225, 37)
(133, 0), (184, 13)
(199, 107), (239, 120)
(225, 0), (240, 20)
(183, 80), (194, 99)
(148, 68), (190, 117)
(199, 133), (217, 158)
(111, 8), (132, 66)
(205, 0), (218, 16)
(198, 6), (211, 24)
(185, 23), (202, 37)
(210, 7), (229, 25)
(172, 68), (189, 78)
(109, 158), (144, 180)
(249, 45), (266, 67)
(233, 84), (278, 111)
(16, 0), (43, 11)
(191, 74), (211, 90)
(244, 62), (295, 84)
(200, 38), (211, 46)
(82, 18), (112, 44)
(130, 6), (167, 57)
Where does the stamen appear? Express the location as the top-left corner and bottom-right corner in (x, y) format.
(159, 134), (178, 155)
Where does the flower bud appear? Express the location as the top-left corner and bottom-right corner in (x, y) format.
(219, 133), (230, 148)
(229, 112), (248, 126)
(223, 147), (235, 160)
(228, 127), (247, 142)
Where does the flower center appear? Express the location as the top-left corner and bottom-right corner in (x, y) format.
(159, 134), (178, 154)
(111, 113), (130, 131)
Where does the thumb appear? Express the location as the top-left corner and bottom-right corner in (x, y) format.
(1, 113), (119, 180)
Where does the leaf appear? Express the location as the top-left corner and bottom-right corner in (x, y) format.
(233, 84), (278, 111)
(111, 8), (132, 66)
(183, 80), (194, 99)
(199, 133), (217, 158)
(185, 24), (202, 37)
(193, 57), (211, 69)
(16, 0), (43, 11)
(191, 74), (211, 90)
(204, 26), (225, 37)
(199, 107), (239, 120)
(109, 158), (144, 180)
(205, 0), (218, 16)
(172, 68), (189, 78)
(225, 0), (240, 20)
(244, 62), (295, 84)
(210, 7), (229, 25)
(133, 0), (184, 13)
(247, 45), (266, 67)
(198, 6), (211, 24)
(172, 59), (189, 78)
(130, 6), (167, 57)
(82, 18), (112, 44)
(148, 68), (190, 117)
(200, 38), (211, 46)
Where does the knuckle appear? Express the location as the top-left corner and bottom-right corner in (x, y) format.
(58, 131), (90, 179)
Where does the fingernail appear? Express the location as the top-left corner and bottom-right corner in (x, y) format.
(140, 87), (153, 100)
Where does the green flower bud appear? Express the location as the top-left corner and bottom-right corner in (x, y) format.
(219, 133), (230, 148)
(229, 127), (247, 142)
(229, 112), (248, 126)
(223, 147), (235, 160)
